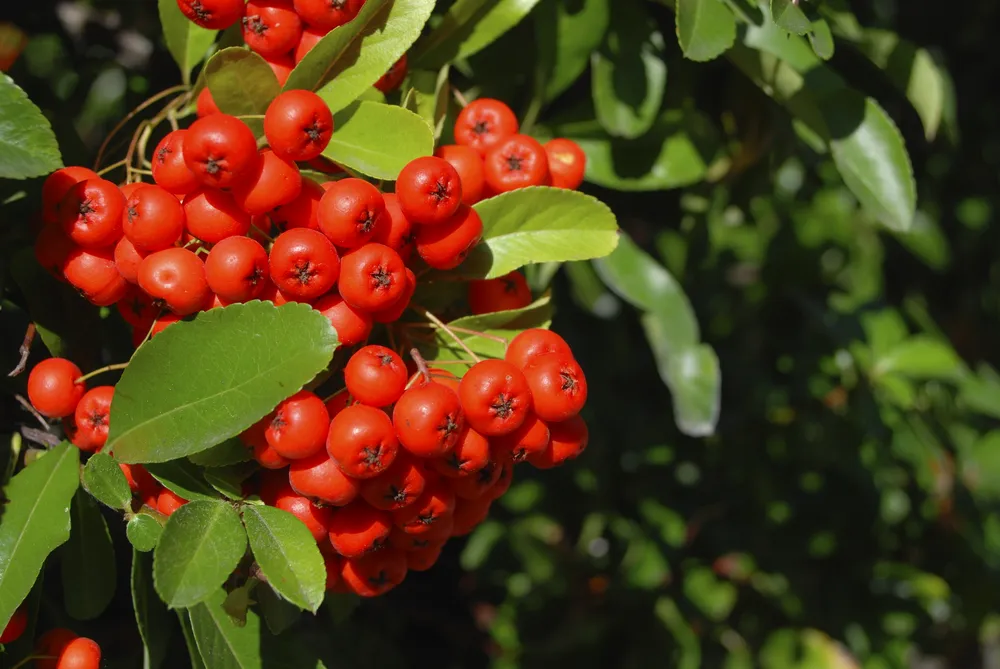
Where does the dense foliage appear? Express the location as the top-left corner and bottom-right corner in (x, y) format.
(1, 0), (999, 667)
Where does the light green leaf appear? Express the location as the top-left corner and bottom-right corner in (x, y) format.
(132, 550), (174, 669)
(257, 584), (302, 636)
(320, 101), (434, 180)
(592, 2), (666, 139)
(402, 66), (451, 141)
(413, 0), (543, 69)
(537, 0), (609, 101)
(82, 452), (133, 511)
(205, 48), (280, 117)
(873, 336), (964, 381)
(158, 0), (218, 84)
(127, 514), (165, 553)
(0, 75), (63, 179)
(545, 109), (722, 191)
(313, 0), (435, 113)
(0, 443), (79, 631)
(440, 187), (619, 280)
(108, 302), (338, 464)
(770, 0), (810, 35)
(188, 438), (251, 468)
(242, 505), (326, 612)
(61, 489), (117, 620)
(177, 610), (208, 669)
(153, 500), (247, 608)
(146, 460), (222, 502)
(676, 0), (737, 62)
(807, 17), (834, 60)
(683, 566), (737, 621)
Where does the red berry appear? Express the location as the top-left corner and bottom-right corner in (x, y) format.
(359, 452), (427, 511)
(242, 0), (302, 58)
(344, 345), (407, 408)
(395, 156), (463, 226)
(196, 87), (221, 117)
(151, 129), (200, 196)
(452, 451), (502, 500)
(265, 390), (330, 459)
(370, 267), (416, 324)
(313, 292), (372, 345)
(264, 52), (295, 86)
(454, 98), (519, 156)
(231, 149), (303, 216)
(430, 425), (490, 478)
(177, 0), (244, 29)
(289, 451), (362, 506)
(204, 236), (270, 303)
(183, 113), (261, 190)
(72, 386), (114, 452)
(544, 138), (587, 190)
(274, 492), (334, 543)
(327, 502), (393, 558)
(405, 541), (444, 572)
(505, 328), (572, 369)
(374, 53), (407, 94)
(340, 548), (407, 596)
(527, 415), (588, 469)
(42, 166), (99, 225)
(484, 134), (550, 193)
(486, 450), (514, 500)
(271, 178), (324, 231)
(63, 246), (128, 307)
(123, 184), (185, 252)
(373, 193), (414, 262)
(458, 359), (532, 436)
(338, 243), (407, 312)
(317, 178), (386, 249)
(157, 488), (188, 516)
(294, 26), (325, 63)
(138, 247), (211, 316)
(468, 271), (531, 315)
(57, 178), (125, 249)
(523, 354), (587, 422)
(0, 606), (27, 644)
(292, 0), (363, 30)
(450, 493), (492, 536)
(493, 412), (550, 463)
(27, 358), (86, 418)
(264, 89), (334, 162)
(183, 188), (252, 244)
(434, 144), (486, 206)
(327, 404), (399, 479)
(34, 224), (76, 280)
(413, 204), (483, 270)
(268, 228), (341, 302)
(392, 381), (464, 458)
(392, 477), (456, 536)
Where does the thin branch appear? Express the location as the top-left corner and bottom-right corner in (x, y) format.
(408, 348), (432, 384)
(406, 322), (508, 344)
(14, 394), (49, 430)
(20, 426), (60, 448)
(75, 362), (129, 384)
(94, 84), (188, 170)
(452, 86), (470, 108)
(410, 306), (482, 362)
(8, 323), (35, 377)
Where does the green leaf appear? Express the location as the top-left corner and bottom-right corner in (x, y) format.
(133, 550), (175, 669)
(188, 438), (251, 468)
(440, 187), (619, 280)
(683, 566), (737, 621)
(242, 505), (326, 612)
(0, 443), (79, 631)
(127, 514), (165, 553)
(544, 109), (722, 191)
(413, 0), (543, 70)
(312, 0), (435, 113)
(594, 236), (720, 436)
(0, 75), (63, 179)
(158, 0), (218, 84)
(82, 452), (132, 511)
(177, 610), (208, 669)
(61, 489), (116, 620)
(807, 17), (834, 60)
(536, 0), (609, 102)
(319, 101), (434, 180)
(153, 500), (248, 608)
(146, 460), (222, 502)
(416, 293), (554, 368)
(402, 66), (451, 141)
(675, 0), (737, 62)
(770, 0), (810, 35)
(961, 432), (1000, 503)
(257, 584), (302, 636)
(591, 2), (666, 139)
(108, 302), (338, 464)
(206, 48), (280, 117)
(873, 336), (963, 381)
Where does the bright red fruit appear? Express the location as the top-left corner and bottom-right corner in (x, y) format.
(413, 204), (483, 270)
(373, 193), (414, 262)
(544, 138), (587, 190)
(360, 452), (427, 511)
(292, 0), (363, 31)
(123, 184), (185, 252)
(177, 0), (245, 29)
(340, 548), (407, 596)
(58, 178), (125, 248)
(522, 354), (588, 422)
(395, 156), (463, 226)
(275, 493), (334, 543)
(434, 144), (486, 206)
(327, 404), (399, 479)
(484, 134), (551, 193)
(196, 87), (221, 117)
(431, 425), (490, 478)
(268, 228), (341, 301)
(183, 188), (251, 243)
(374, 53), (407, 93)
(264, 89), (334, 162)
(392, 478), (456, 536)
(289, 451), (362, 506)
(344, 345), (408, 408)
(63, 246), (128, 307)
(242, 0), (302, 58)
(205, 236), (270, 303)
(72, 385), (114, 452)
(313, 292), (372, 345)
(505, 328), (573, 370)
(271, 178), (324, 230)
(493, 412), (550, 463)
(327, 502), (393, 558)
(468, 271), (531, 315)
(454, 98), (519, 156)
(230, 149), (302, 216)
(392, 381), (464, 458)
(317, 178), (386, 249)
(338, 243), (407, 312)
(138, 247), (211, 316)
(458, 359), (531, 436)
(183, 113), (261, 190)
(151, 129), (200, 196)
(28, 358), (85, 418)
(42, 166), (99, 224)
(527, 415), (588, 469)
(265, 390), (330, 459)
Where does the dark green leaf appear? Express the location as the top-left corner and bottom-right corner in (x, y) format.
(413, 0), (543, 69)
(243, 505), (326, 612)
(320, 101), (434, 180)
(108, 302), (338, 464)
(177, 610), (208, 669)
(133, 549), (175, 669)
(591, 3), (666, 139)
(188, 438), (251, 468)
(0, 443), (79, 631)
(283, 0), (392, 93)
(313, 0), (435, 112)
(440, 187), (619, 280)
(807, 17), (834, 60)
(257, 583), (302, 635)
(153, 500), (247, 608)
(146, 459), (222, 502)
(206, 48), (280, 117)
(537, 0), (610, 102)
(61, 489), (116, 620)
(205, 462), (259, 500)
(683, 566), (738, 622)
(158, 0), (218, 84)
(770, 0), (810, 35)
(82, 452), (132, 510)
(0, 75), (63, 179)
(675, 0), (737, 62)
(127, 513), (165, 553)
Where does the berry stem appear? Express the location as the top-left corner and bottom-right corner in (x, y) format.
(406, 322), (508, 345)
(93, 84), (189, 170)
(411, 305), (482, 363)
(452, 86), (470, 108)
(75, 362), (130, 384)
(8, 322), (35, 377)
(11, 654), (53, 669)
(408, 348), (432, 384)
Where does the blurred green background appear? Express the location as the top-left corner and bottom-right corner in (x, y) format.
(5, 0), (1000, 667)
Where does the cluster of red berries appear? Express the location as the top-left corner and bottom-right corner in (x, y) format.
(0, 610), (101, 669)
(176, 0), (407, 94)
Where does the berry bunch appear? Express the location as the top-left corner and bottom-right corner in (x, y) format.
(28, 83), (592, 597)
(176, 0), (406, 96)
(0, 609), (102, 669)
